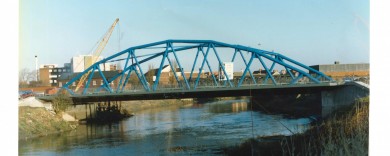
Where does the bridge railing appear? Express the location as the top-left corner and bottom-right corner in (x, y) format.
(75, 80), (333, 96)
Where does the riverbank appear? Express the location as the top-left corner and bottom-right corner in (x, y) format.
(19, 107), (78, 140)
(19, 98), (191, 140)
(223, 96), (369, 155)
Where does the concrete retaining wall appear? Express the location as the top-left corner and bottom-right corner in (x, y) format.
(321, 81), (369, 117)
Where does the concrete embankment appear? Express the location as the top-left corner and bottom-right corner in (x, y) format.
(19, 97), (78, 140)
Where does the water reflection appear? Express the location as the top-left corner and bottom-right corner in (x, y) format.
(20, 99), (313, 155)
(19, 121), (129, 155)
(208, 100), (248, 113)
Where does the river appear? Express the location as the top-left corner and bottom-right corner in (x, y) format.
(19, 99), (313, 155)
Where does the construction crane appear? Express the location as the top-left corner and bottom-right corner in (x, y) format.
(75, 18), (119, 92)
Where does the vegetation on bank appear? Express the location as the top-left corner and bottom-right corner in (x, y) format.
(19, 93), (77, 140)
(19, 107), (77, 140)
(224, 96), (369, 155)
(52, 92), (73, 113)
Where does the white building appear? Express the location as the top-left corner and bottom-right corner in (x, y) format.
(70, 55), (111, 73)
(219, 62), (234, 81)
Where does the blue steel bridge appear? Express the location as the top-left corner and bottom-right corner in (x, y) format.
(41, 40), (337, 104)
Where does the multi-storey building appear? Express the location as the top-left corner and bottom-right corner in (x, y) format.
(39, 64), (71, 87)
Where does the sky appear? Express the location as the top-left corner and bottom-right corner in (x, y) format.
(19, 0), (369, 71)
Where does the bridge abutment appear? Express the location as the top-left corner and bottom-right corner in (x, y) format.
(321, 82), (369, 117)
(250, 93), (322, 118)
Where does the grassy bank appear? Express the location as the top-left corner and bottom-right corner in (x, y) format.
(224, 96), (369, 155)
(19, 107), (78, 140)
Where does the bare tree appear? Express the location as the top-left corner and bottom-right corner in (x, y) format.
(19, 68), (35, 84)
(19, 68), (44, 88)
(19, 68), (29, 83)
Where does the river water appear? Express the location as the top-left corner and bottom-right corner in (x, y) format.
(19, 99), (313, 155)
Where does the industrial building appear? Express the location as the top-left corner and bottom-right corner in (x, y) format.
(309, 62), (369, 81)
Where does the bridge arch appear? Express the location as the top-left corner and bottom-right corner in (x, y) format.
(62, 40), (333, 95)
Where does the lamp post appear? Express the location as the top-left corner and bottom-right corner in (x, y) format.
(35, 55), (38, 82)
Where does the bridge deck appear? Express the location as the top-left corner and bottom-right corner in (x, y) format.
(38, 83), (343, 104)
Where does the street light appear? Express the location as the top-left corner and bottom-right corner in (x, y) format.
(35, 55), (39, 82)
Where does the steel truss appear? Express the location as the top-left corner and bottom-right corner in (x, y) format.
(62, 40), (333, 95)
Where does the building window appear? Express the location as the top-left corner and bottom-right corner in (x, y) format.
(58, 69), (62, 72)
(54, 80), (57, 83)
(50, 80), (53, 83)
(59, 82), (62, 87)
(54, 69), (57, 72)
(93, 80), (96, 86)
(49, 69), (52, 72)
(63, 69), (66, 72)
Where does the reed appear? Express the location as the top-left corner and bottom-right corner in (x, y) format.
(280, 96), (369, 156)
(224, 97), (369, 156)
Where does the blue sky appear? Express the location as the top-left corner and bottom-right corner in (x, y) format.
(19, 0), (369, 71)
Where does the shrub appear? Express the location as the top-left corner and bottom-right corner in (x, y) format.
(52, 93), (73, 113)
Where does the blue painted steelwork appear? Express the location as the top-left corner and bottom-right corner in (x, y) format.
(199, 46), (219, 87)
(257, 55), (277, 85)
(237, 50), (256, 84)
(168, 42), (190, 89)
(211, 44), (233, 87)
(238, 53), (255, 87)
(82, 66), (96, 95)
(188, 47), (201, 82)
(194, 44), (212, 89)
(61, 40), (333, 95)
